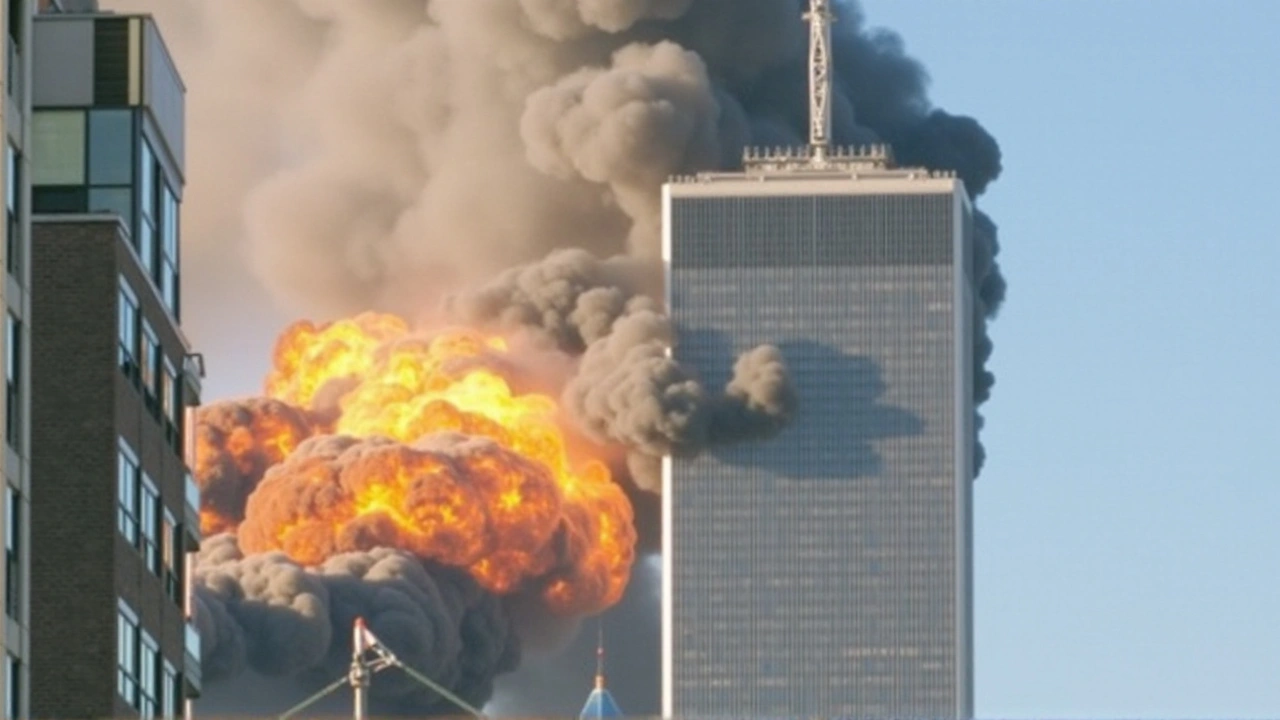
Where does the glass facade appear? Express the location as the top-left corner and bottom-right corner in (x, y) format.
(665, 185), (974, 719)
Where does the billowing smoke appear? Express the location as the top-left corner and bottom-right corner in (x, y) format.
(194, 534), (519, 715)
(100, 0), (1004, 715)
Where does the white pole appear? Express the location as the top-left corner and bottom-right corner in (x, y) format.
(804, 0), (835, 163)
(350, 618), (370, 720)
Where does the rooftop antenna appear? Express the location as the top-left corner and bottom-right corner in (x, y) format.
(274, 617), (487, 720)
(804, 0), (836, 164)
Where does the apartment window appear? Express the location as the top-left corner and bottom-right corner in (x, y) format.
(3, 652), (19, 720)
(5, 144), (18, 278)
(141, 321), (160, 414)
(88, 109), (133, 185)
(161, 509), (180, 602)
(139, 631), (158, 720)
(139, 140), (157, 277)
(162, 660), (180, 719)
(87, 187), (133, 227)
(5, 0), (21, 103)
(162, 359), (179, 446)
(4, 313), (19, 450)
(4, 486), (18, 620)
(160, 185), (179, 315)
(117, 440), (139, 545)
(141, 475), (160, 575)
(31, 111), (85, 186)
(119, 280), (139, 383)
(117, 602), (139, 708)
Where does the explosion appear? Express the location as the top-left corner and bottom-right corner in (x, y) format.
(202, 313), (635, 615)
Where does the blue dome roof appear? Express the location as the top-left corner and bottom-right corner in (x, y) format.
(579, 686), (623, 719)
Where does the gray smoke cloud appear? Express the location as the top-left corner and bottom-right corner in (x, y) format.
(102, 0), (1004, 715)
(449, 248), (796, 492)
(195, 534), (519, 716)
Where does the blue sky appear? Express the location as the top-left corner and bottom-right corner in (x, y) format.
(856, 1), (1280, 716)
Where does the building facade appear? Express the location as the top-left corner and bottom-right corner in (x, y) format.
(662, 148), (975, 719)
(0, 0), (31, 718)
(27, 8), (200, 719)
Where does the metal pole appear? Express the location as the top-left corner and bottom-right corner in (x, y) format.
(351, 617), (370, 720)
(804, 0), (836, 163)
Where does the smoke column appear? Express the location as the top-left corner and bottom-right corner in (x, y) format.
(101, 0), (1005, 715)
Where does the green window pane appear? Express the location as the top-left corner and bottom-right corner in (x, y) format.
(32, 111), (85, 185)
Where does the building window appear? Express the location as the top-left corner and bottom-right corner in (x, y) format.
(139, 140), (157, 276)
(117, 601), (139, 708)
(4, 313), (19, 450)
(87, 186), (133, 228)
(117, 440), (139, 545)
(161, 660), (180, 720)
(141, 321), (160, 414)
(141, 475), (160, 576)
(162, 509), (181, 603)
(162, 359), (179, 447)
(5, 0), (21, 104)
(31, 111), (86, 186)
(139, 631), (158, 720)
(88, 109), (134, 185)
(160, 185), (179, 316)
(4, 486), (18, 620)
(3, 651), (19, 720)
(5, 144), (19, 279)
(119, 280), (139, 383)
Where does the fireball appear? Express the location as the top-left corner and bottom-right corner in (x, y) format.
(196, 313), (635, 615)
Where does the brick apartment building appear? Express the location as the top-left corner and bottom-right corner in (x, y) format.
(27, 8), (202, 719)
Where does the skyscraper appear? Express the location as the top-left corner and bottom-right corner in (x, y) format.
(26, 6), (202, 719)
(660, 6), (974, 718)
(0, 1), (32, 718)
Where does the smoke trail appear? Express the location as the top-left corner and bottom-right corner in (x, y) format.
(101, 0), (1004, 714)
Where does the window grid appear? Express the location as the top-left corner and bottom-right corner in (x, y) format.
(162, 358), (179, 449)
(667, 190), (970, 718)
(161, 509), (180, 603)
(141, 321), (160, 416)
(117, 441), (139, 545)
(118, 280), (139, 384)
(141, 476), (161, 576)
(117, 603), (139, 709)
(5, 144), (19, 279)
(161, 660), (180, 720)
(139, 631), (158, 720)
(4, 312), (19, 450)
(4, 485), (18, 620)
(3, 651), (18, 720)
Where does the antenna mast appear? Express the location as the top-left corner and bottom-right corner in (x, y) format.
(804, 0), (836, 164)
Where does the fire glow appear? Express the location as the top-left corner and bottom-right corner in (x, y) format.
(196, 313), (635, 615)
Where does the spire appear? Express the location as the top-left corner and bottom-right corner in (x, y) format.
(580, 617), (623, 719)
(804, 0), (836, 164)
(595, 619), (605, 690)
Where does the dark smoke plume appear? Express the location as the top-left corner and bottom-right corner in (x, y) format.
(103, 0), (1005, 714)
(195, 533), (519, 715)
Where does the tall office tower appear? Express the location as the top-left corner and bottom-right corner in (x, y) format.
(26, 8), (202, 719)
(0, 0), (32, 718)
(661, 4), (974, 718)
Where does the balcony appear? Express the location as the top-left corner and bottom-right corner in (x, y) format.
(183, 620), (202, 697)
(182, 471), (201, 550)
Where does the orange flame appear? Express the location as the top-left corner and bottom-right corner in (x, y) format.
(220, 312), (635, 614)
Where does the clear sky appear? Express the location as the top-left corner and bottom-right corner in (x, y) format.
(855, 1), (1280, 717)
